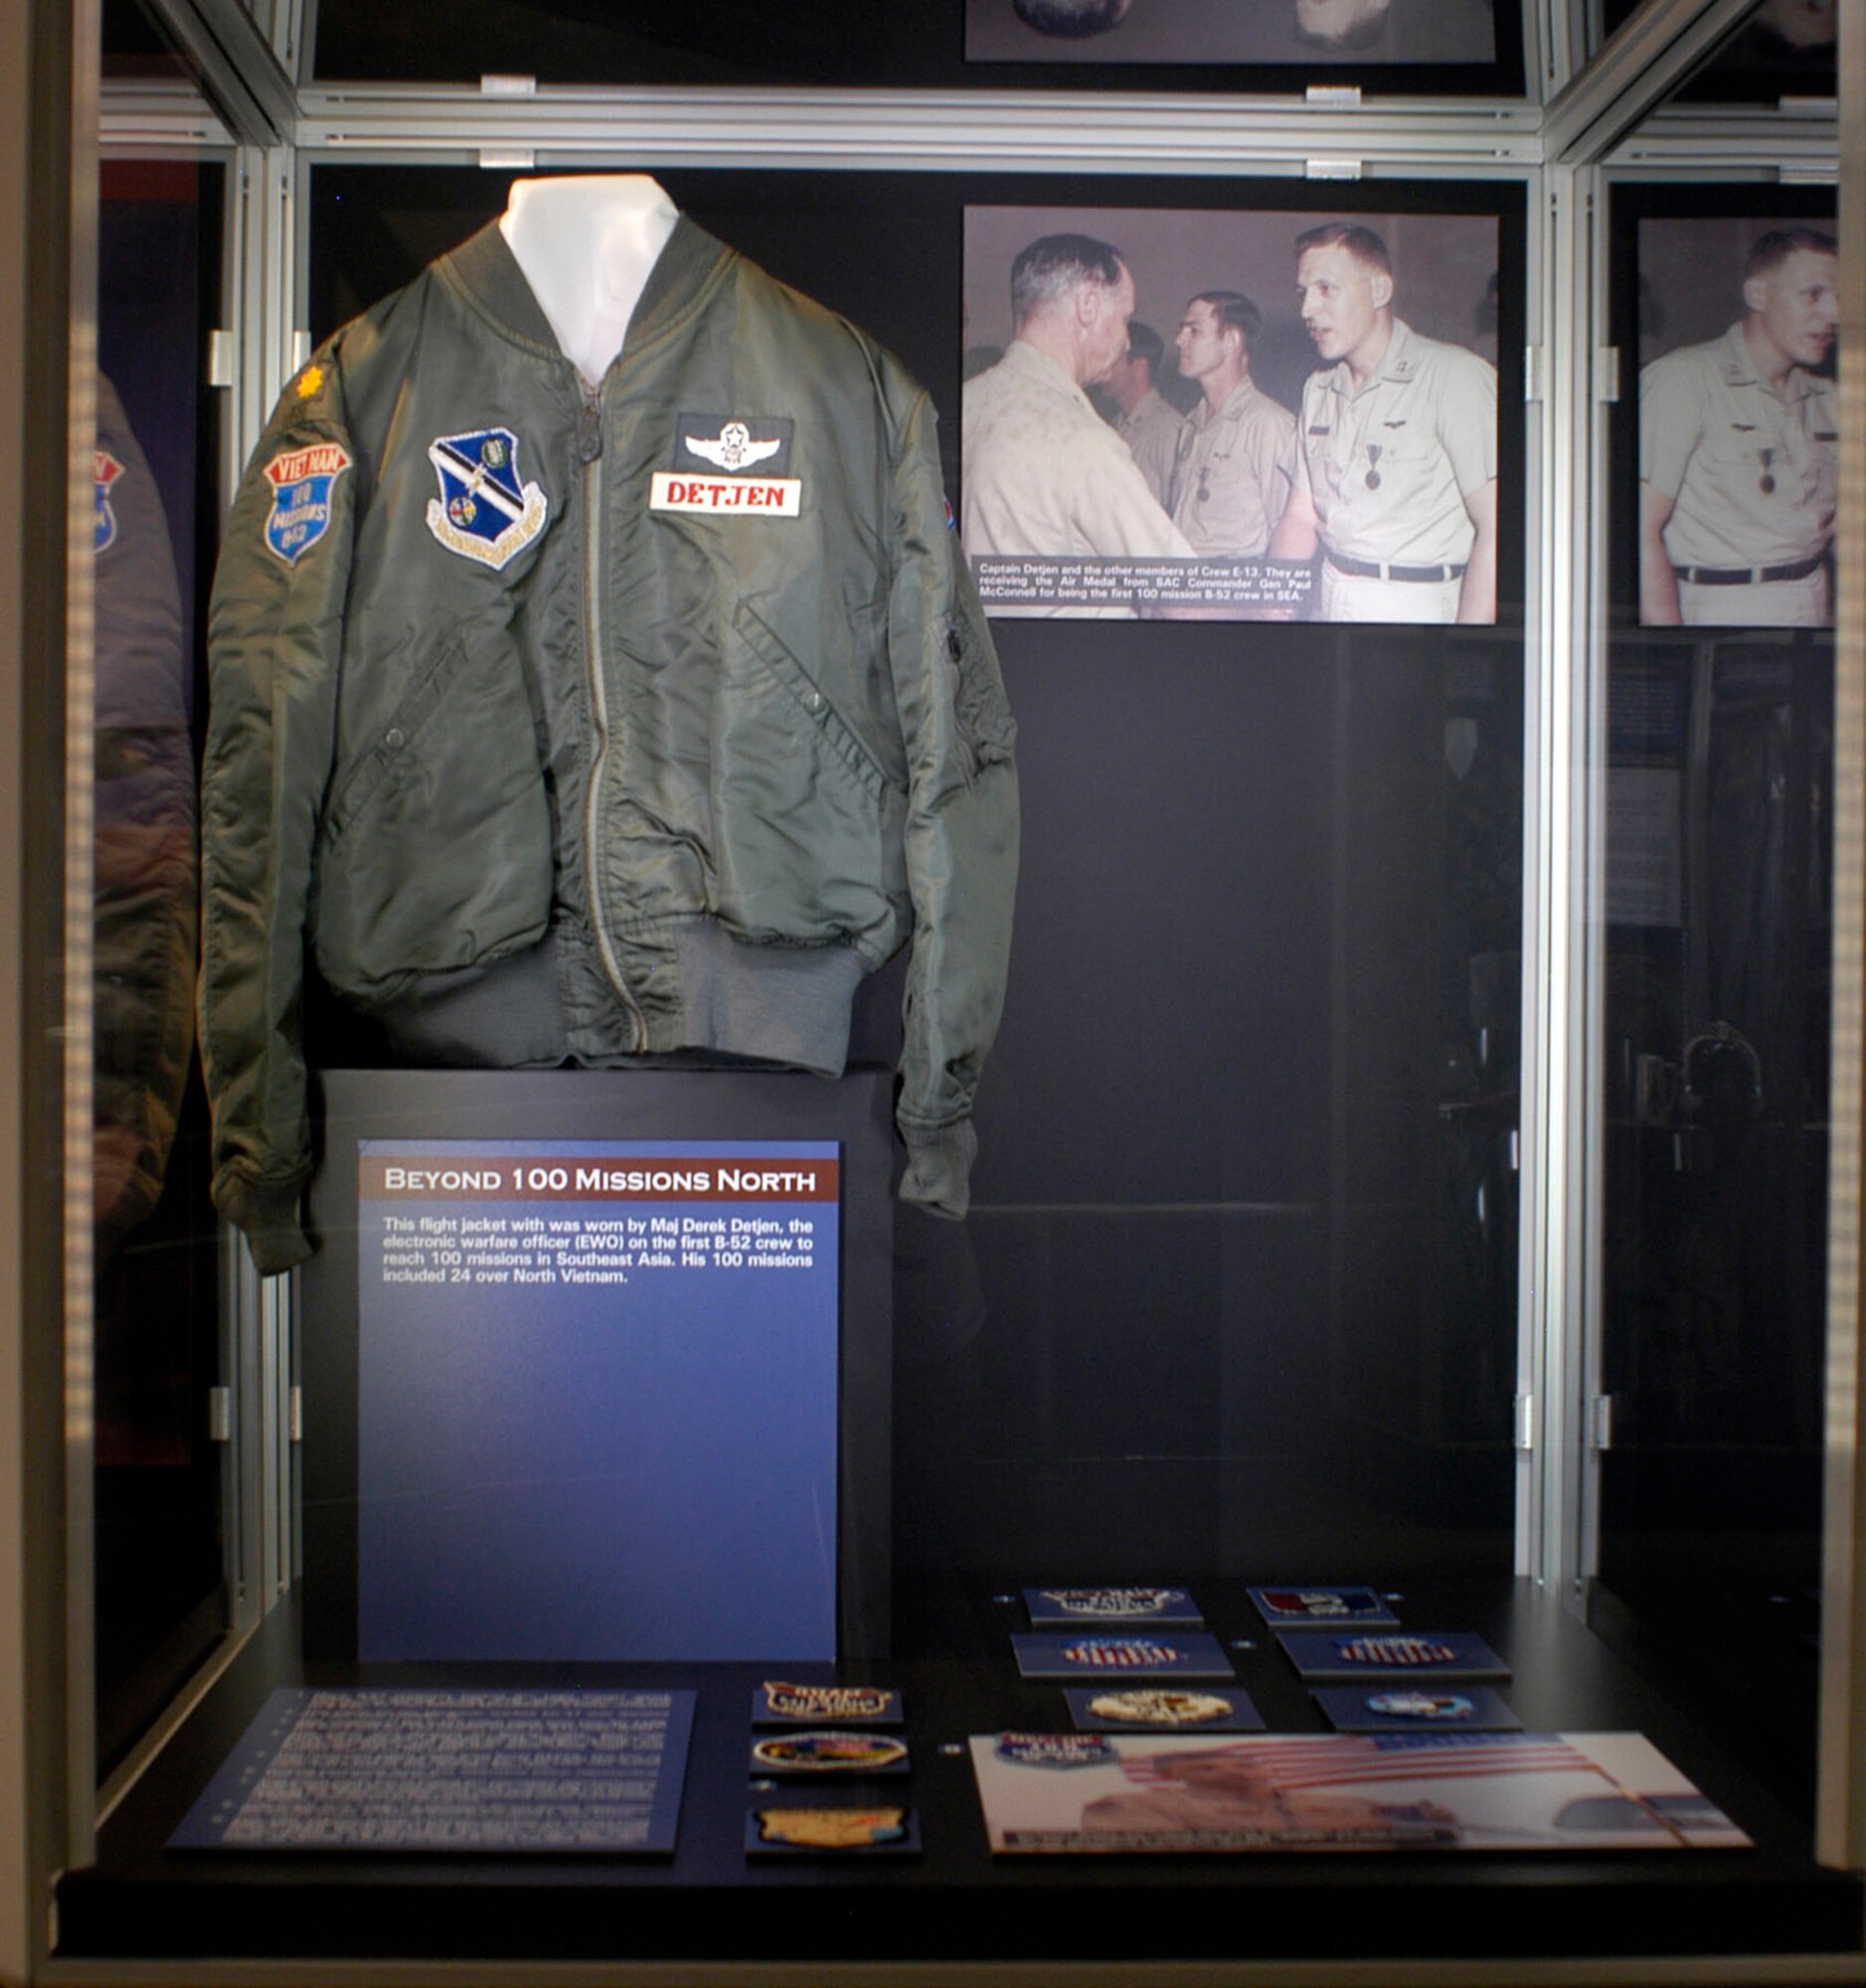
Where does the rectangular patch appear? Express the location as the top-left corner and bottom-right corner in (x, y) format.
(650, 471), (801, 517)
(1276, 1629), (1510, 1682)
(1011, 1631), (1234, 1680)
(674, 413), (795, 477)
(1025, 1586), (1204, 1628)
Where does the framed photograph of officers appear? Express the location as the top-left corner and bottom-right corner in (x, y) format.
(1628, 201), (1838, 631)
(962, 202), (1502, 625)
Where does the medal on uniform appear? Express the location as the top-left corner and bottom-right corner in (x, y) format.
(1365, 443), (1382, 490)
(1759, 446), (1776, 495)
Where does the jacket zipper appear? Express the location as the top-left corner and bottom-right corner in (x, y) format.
(578, 380), (648, 1051)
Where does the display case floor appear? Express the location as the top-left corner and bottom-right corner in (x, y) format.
(56, 1575), (1861, 1970)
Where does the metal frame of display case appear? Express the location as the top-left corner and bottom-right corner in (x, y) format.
(1819, 0), (1866, 1878)
(0, 0), (1861, 1976)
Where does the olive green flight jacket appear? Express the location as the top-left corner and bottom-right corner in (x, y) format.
(202, 217), (1017, 1273)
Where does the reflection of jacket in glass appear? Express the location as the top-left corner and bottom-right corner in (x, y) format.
(202, 219), (1018, 1273)
(93, 373), (197, 1243)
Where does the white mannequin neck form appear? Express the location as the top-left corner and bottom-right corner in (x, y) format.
(499, 175), (681, 388)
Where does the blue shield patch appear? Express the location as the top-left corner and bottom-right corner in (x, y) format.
(424, 426), (549, 571)
(263, 441), (352, 565)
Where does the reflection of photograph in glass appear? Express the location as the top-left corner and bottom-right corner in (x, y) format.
(966, 0), (1496, 65)
(1602, 0), (1833, 100)
(959, 203), (1500, 625)
(1635, 216), (1838, 629)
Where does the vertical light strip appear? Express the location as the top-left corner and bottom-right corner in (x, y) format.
(1521, 161), (1599, 1593)
(1817, 0), (1866, 1875)
(0, 0), (37, 1974)
(61, 0), (101, 1872)
(1573, 168), (1611, 1599)
(1517, 165), (1563, 1578)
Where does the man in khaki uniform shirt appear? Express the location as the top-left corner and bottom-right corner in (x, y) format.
(1104, 320), (1186, 509)
(1638, 228), (1839, 628)
(963, 232), (1193, 618)
(1168, 289), (1295, 559)
(1269, 222), (1499, 624)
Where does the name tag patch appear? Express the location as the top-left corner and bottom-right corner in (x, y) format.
(263, 441), (352, 565)
(651, 472), (801, 517)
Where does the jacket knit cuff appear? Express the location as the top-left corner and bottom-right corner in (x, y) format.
(218, 1175), (313, 1276)
(899, 1117), (977, 1222)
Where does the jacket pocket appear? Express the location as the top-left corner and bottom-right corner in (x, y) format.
(314, 620), (553, 1000)
(945, 617), (1016, 780)
(711, 599), (905, 948)
(729, 598), (892, 801)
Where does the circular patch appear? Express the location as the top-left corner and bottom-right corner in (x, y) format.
(1365, 1692), (1475, 1721)
(751, 1732), (908, 1772)
(1087, 1690), (1234, 1727)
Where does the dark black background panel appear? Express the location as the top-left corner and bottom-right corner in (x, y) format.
(1597, 181), (1836, 1776)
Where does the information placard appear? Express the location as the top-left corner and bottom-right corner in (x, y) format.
(356, 1137), (840, 1661)
(171, 1689), (695, 1853)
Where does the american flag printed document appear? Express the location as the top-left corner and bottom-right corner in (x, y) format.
(968, 1730), (1751, 1853)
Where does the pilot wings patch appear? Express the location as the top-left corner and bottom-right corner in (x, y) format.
(674, 414), (794, 478)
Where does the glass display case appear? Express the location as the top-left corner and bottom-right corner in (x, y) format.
(0, 0), (1861, 1976)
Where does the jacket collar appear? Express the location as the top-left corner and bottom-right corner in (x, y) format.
(440, 214), (735, 366)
